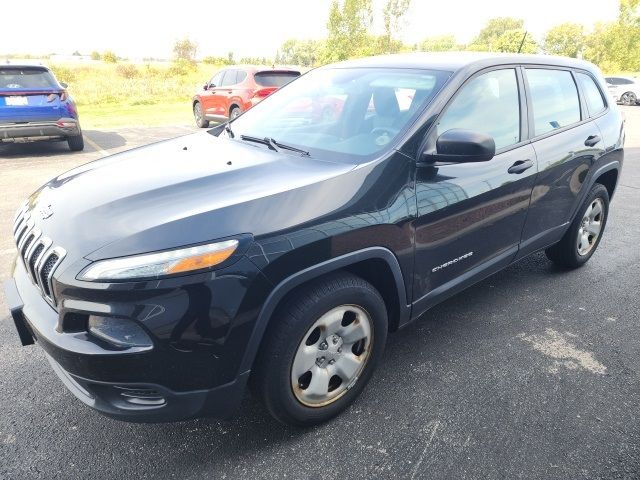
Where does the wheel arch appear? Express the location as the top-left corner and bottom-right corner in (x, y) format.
(591, 161), (621, 201)
(238, 247), (411, 374)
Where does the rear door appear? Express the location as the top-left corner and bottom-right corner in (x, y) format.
(216, 70), (239, 116)
(516, 67), (605, 258)
(412, 67), (538, 311)
(0, 67), (64, 123)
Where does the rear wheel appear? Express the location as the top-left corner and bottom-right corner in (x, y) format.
(252, 272), (388, 426)
(229, 106), (242, 120)
(67, 134), (84, 151)
(193, 102), (209, 128)
(545, 183), (609, 268)
(620, 91), (637, 106)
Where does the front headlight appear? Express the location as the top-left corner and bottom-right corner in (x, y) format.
(78, 239), (239, 281)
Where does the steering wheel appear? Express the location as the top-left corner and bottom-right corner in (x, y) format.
(370, 127), (400, 146)
(371, 127), (400, 137)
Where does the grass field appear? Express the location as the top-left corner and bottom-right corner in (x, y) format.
(49, 62), (219, 129)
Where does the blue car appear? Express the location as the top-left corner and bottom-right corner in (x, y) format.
(0, 64), (84, 151)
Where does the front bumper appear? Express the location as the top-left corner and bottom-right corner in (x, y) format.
(0, 117), (80, 142)
(3, 254), (270, 422)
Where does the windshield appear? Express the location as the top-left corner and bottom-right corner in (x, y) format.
(225, 67), (451, 162)
(0, 68), (58, 90)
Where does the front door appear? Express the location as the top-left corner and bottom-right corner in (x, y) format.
(412, 67), (538, 313)
(201, 71), (224, 117)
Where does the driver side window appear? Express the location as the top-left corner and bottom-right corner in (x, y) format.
(437, 69), (520, 150)
(209, 72), (223, 88)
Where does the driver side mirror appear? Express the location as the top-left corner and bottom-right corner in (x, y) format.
(420, 129), (495, 165)
(59, 82), (68, 89)
(203, 84), (210, 90)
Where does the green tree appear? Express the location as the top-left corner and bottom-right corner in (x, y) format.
(227, 51), (235, 65)
(280, 39), (325, 66)
(419, 35), (461, 52)
(468, 17), (524, 51)
(102, 51), (117, 63)
(323, 0), (373, 63)
(584, 0), (640, 71)
(543, 23), (585, 57)
(494, 29), (538, 53)
(173, 38), (197, 63)
(383, 0), (411, 53)
(90, 51), (101, 61)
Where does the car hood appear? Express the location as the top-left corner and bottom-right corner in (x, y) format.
(24, 132), (359, 266)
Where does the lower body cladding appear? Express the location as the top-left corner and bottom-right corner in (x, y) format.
(3, 256), (271, 422)
(0, 117), (80, 143)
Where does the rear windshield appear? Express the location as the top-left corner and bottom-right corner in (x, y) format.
(0, 68), (58, 89)
(254, 71), (300, 87)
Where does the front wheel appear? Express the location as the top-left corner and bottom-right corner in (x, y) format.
(193, 102), (209, 128)
(545, 183), (610, 268)
(252, 272), (388, 426)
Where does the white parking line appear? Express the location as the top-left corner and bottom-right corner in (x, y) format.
(83, 136), (110, 156)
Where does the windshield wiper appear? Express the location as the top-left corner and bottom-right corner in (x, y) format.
(239, 135), (309, 156)
(269, 138), (310, 156)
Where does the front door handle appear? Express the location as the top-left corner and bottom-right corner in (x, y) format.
(508, 159), (534, 174)
(585, 135), (601, 147)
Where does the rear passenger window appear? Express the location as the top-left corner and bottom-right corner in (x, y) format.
(526, 69), (580, 136)
(437, 69), (520, 150)
(220, 70), (238, 86)
(576, 72), (606, 116)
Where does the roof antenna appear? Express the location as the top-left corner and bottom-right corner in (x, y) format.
(518, 31), (528, 54)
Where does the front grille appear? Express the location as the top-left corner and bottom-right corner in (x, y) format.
(12, 205), (66, 307)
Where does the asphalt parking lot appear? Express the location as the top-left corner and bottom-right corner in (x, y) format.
(0, 111), (639, 479)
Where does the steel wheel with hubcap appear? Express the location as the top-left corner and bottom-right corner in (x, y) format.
(546, 183), (610, 268)
(577, 198), (605, 256)
(252, 272), (388, 426)
(291, 305), (373, 407)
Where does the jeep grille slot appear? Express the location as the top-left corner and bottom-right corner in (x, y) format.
(12, 208), (66, 308)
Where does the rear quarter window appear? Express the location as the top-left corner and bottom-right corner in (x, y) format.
(254, 71), (301, 87)
(526, 69), (581, 136)
(576, 72), (606, 116)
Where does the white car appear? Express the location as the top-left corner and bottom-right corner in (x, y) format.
(605, 76), (640, 106)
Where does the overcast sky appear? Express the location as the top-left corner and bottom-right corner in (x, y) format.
(1, 0), (618, 59)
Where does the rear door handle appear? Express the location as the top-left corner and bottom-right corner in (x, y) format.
(508, 159), (534, 174)
(585, 135), (601, 147)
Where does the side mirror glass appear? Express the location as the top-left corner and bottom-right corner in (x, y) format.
(59, 82), (68, 89)
(421, 129), (495, 164)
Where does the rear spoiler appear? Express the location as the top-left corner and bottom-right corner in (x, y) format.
(0, 89), (64, 96)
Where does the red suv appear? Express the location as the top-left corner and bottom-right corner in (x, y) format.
(192, 66), (300, 127)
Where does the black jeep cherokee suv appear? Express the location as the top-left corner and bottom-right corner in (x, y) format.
(4, 53), (624, 426)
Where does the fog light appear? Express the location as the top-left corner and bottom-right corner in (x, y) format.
(88, 316), (153, 349)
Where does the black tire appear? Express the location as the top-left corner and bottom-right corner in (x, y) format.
(252, 272), (388, 427)
(193, 102), (209, 128)
(67, 134), (84, 151)
(620, 92), (637, 106)
(229, 106), (242, 120)
(545, 183), (610, 268)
